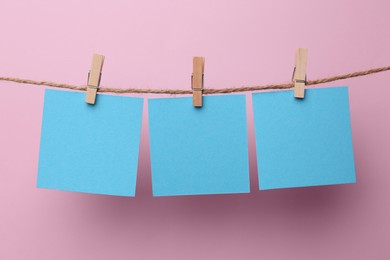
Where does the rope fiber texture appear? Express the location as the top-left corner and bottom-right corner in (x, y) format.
(1, 66), (389, 95)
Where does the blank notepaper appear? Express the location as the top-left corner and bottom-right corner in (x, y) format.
(37, 89), (143, 196)
(148, 95), (250, 196)
(37, 86), (356, 197)
(252, 87), (356, 190)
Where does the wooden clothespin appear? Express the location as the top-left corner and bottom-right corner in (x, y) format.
(85, 54), (105, 105)
(192, 56), (205, 107)
(292, 48), (308, 98)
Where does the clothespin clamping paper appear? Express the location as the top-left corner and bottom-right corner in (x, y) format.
(292, 48), (308, 99)
(192, 56), (205, 107)
(85, 54), (105, 105)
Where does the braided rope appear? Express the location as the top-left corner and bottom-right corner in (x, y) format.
(1, 66), (389, 95)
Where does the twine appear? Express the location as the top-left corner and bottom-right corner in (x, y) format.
(0, 66), (389, 95)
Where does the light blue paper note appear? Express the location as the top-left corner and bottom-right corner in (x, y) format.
(252, 87), (356, 190)
(37, 89), (143, 196)
(148, 95), (250, 196)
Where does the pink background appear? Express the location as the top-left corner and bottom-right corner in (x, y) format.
(1, 0), (390, 259)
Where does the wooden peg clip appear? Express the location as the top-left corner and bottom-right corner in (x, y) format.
(192, 56), (205, 107)
(293, 48), (308, 99)
(85, 54), (105, 105)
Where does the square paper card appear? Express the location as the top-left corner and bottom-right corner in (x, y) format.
(148, 95), (250, 196)
(37, 89), (143, 196)
(252, 87), (356, 190)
